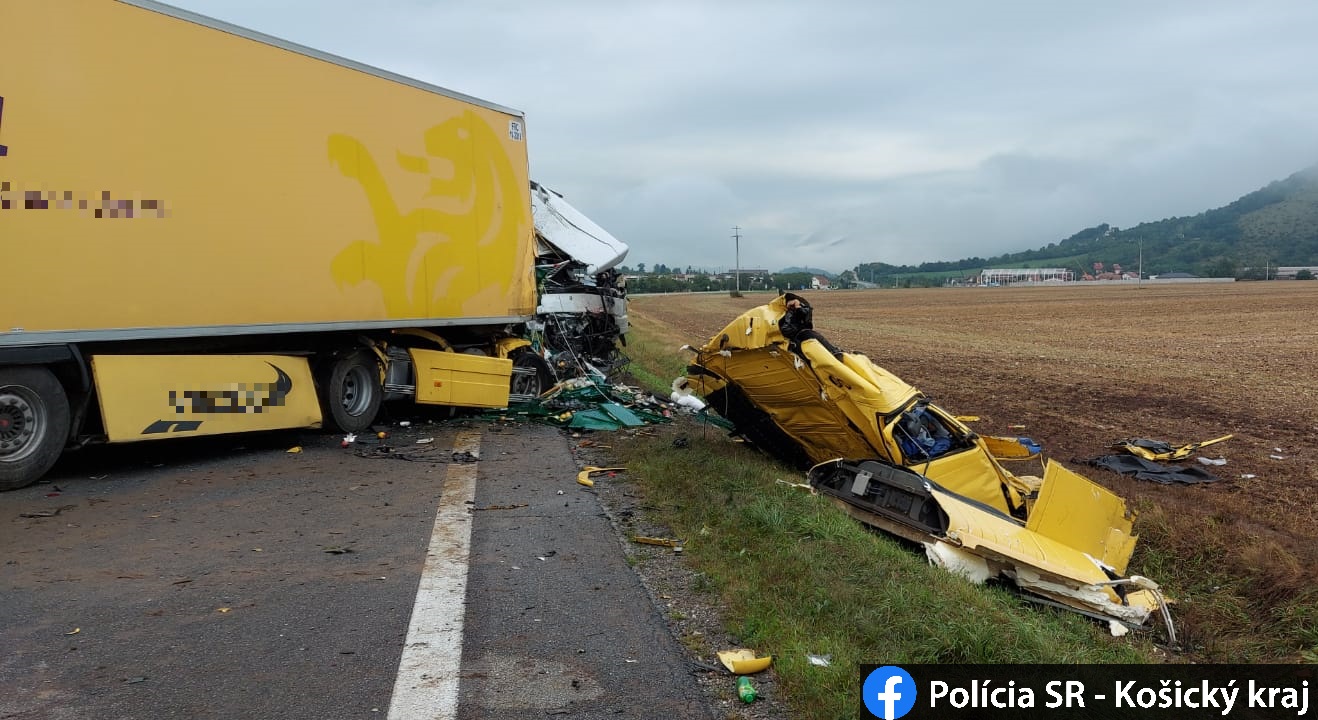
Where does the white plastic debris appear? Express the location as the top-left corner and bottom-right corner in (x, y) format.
(670, 378), (707, 411)
(1240, 474), (1257, 479)
(807, 654), (833, 667)
(1197, 456), (1227, 466)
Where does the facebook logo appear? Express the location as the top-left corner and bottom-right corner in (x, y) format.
(863, 666), (917, 719)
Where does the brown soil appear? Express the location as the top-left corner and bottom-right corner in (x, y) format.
(632, 282), (1318, 659)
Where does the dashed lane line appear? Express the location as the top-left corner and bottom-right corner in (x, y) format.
(387, 429), (482, 720)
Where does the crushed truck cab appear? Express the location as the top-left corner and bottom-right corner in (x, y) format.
(682, 293), (1171, 635)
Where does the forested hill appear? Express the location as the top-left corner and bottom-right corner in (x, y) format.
(858, 164), (1318, 280)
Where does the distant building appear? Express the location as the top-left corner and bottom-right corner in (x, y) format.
(1276, 266), (1318, 279)
(979, 268), (1074, 284)
(811, 275), (832, 290)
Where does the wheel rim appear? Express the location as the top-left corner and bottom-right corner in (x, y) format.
(0, 385), (46, 462)
(510, 354), (546, 400)
(510, 369), (539, 398)
(340, 365), (374, 417)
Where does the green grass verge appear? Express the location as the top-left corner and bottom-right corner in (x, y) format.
(615, 317), (1156, 719)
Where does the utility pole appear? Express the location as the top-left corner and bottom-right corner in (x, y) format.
(731, 226), (742, 293)
(1138, 240), (1143, 289)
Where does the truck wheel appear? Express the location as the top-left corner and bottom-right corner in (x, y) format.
(320, 350), (382, 433)
(509, 349), (554, 402)
(0, 367), (70, 491)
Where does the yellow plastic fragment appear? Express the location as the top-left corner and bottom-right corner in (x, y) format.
(65, 628), (81, 635)
(577, 466), (625, 487)
(718, 649), (773, 675)
(286, 446), (302, 454)
(631, 536), (681, 547)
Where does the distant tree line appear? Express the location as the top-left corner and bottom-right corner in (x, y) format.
(856, 166), (1318, 284)
(616, 267), (822, 294)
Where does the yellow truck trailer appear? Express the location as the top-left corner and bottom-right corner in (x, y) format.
(0, 0), (557, 489)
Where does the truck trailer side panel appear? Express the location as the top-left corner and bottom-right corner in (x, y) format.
(0, 0), (536, 345)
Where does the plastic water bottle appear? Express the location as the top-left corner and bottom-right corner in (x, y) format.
(737, 676), (756, 703)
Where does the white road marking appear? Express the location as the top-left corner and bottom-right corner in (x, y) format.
(387, 430), (482, 720)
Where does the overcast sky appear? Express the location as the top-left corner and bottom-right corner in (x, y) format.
(167, 0), (1318, 273)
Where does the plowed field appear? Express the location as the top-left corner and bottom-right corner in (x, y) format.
(632, 281), (1318, 659)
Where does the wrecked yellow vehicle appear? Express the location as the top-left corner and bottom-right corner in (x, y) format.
(680, 293), (1172, 637)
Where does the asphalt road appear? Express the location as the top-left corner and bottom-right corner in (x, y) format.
(0, 417), (714, 720)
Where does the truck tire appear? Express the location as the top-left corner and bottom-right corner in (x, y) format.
(0, 366), (70, 491)
(509, 349), (554, 402)
(320, 350), (382, 433)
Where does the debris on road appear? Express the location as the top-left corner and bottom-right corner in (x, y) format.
(577, 466), (624, 488)
(19, 505), (76, 518)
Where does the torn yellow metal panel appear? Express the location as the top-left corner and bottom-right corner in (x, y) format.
(929, 484), (1161, 627)
(409, 349), (511, 408)
(1116, 434), (1233, 461)
(1026, 462), (1138, 575)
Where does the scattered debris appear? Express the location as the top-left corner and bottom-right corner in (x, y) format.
(1088, 455), (1221, 484)
(450, 451), (479, 463)
(1114, 434), (1232, 462)
(65, 628), (81, 636)
(1270, 454), (1286, 460)
(806, 654), (832, 667)
(19, 505), (76, 518)
(737, 676), (757, 703)
(323, 546), (354, 555)
(471, 504), (528, 511)
(488, 373), (699, 432)
(717, 649), (773, 675)
(415, 438), (434, 445)
(577, 466), (624, 488)
(1197, 456), (1228, 466)
(286, 446), (302, 454)
(631, 536), (681, 548)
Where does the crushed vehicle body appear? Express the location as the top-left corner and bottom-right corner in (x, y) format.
(529, 181), (629, 380)
(681, 293), (1170, 635)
